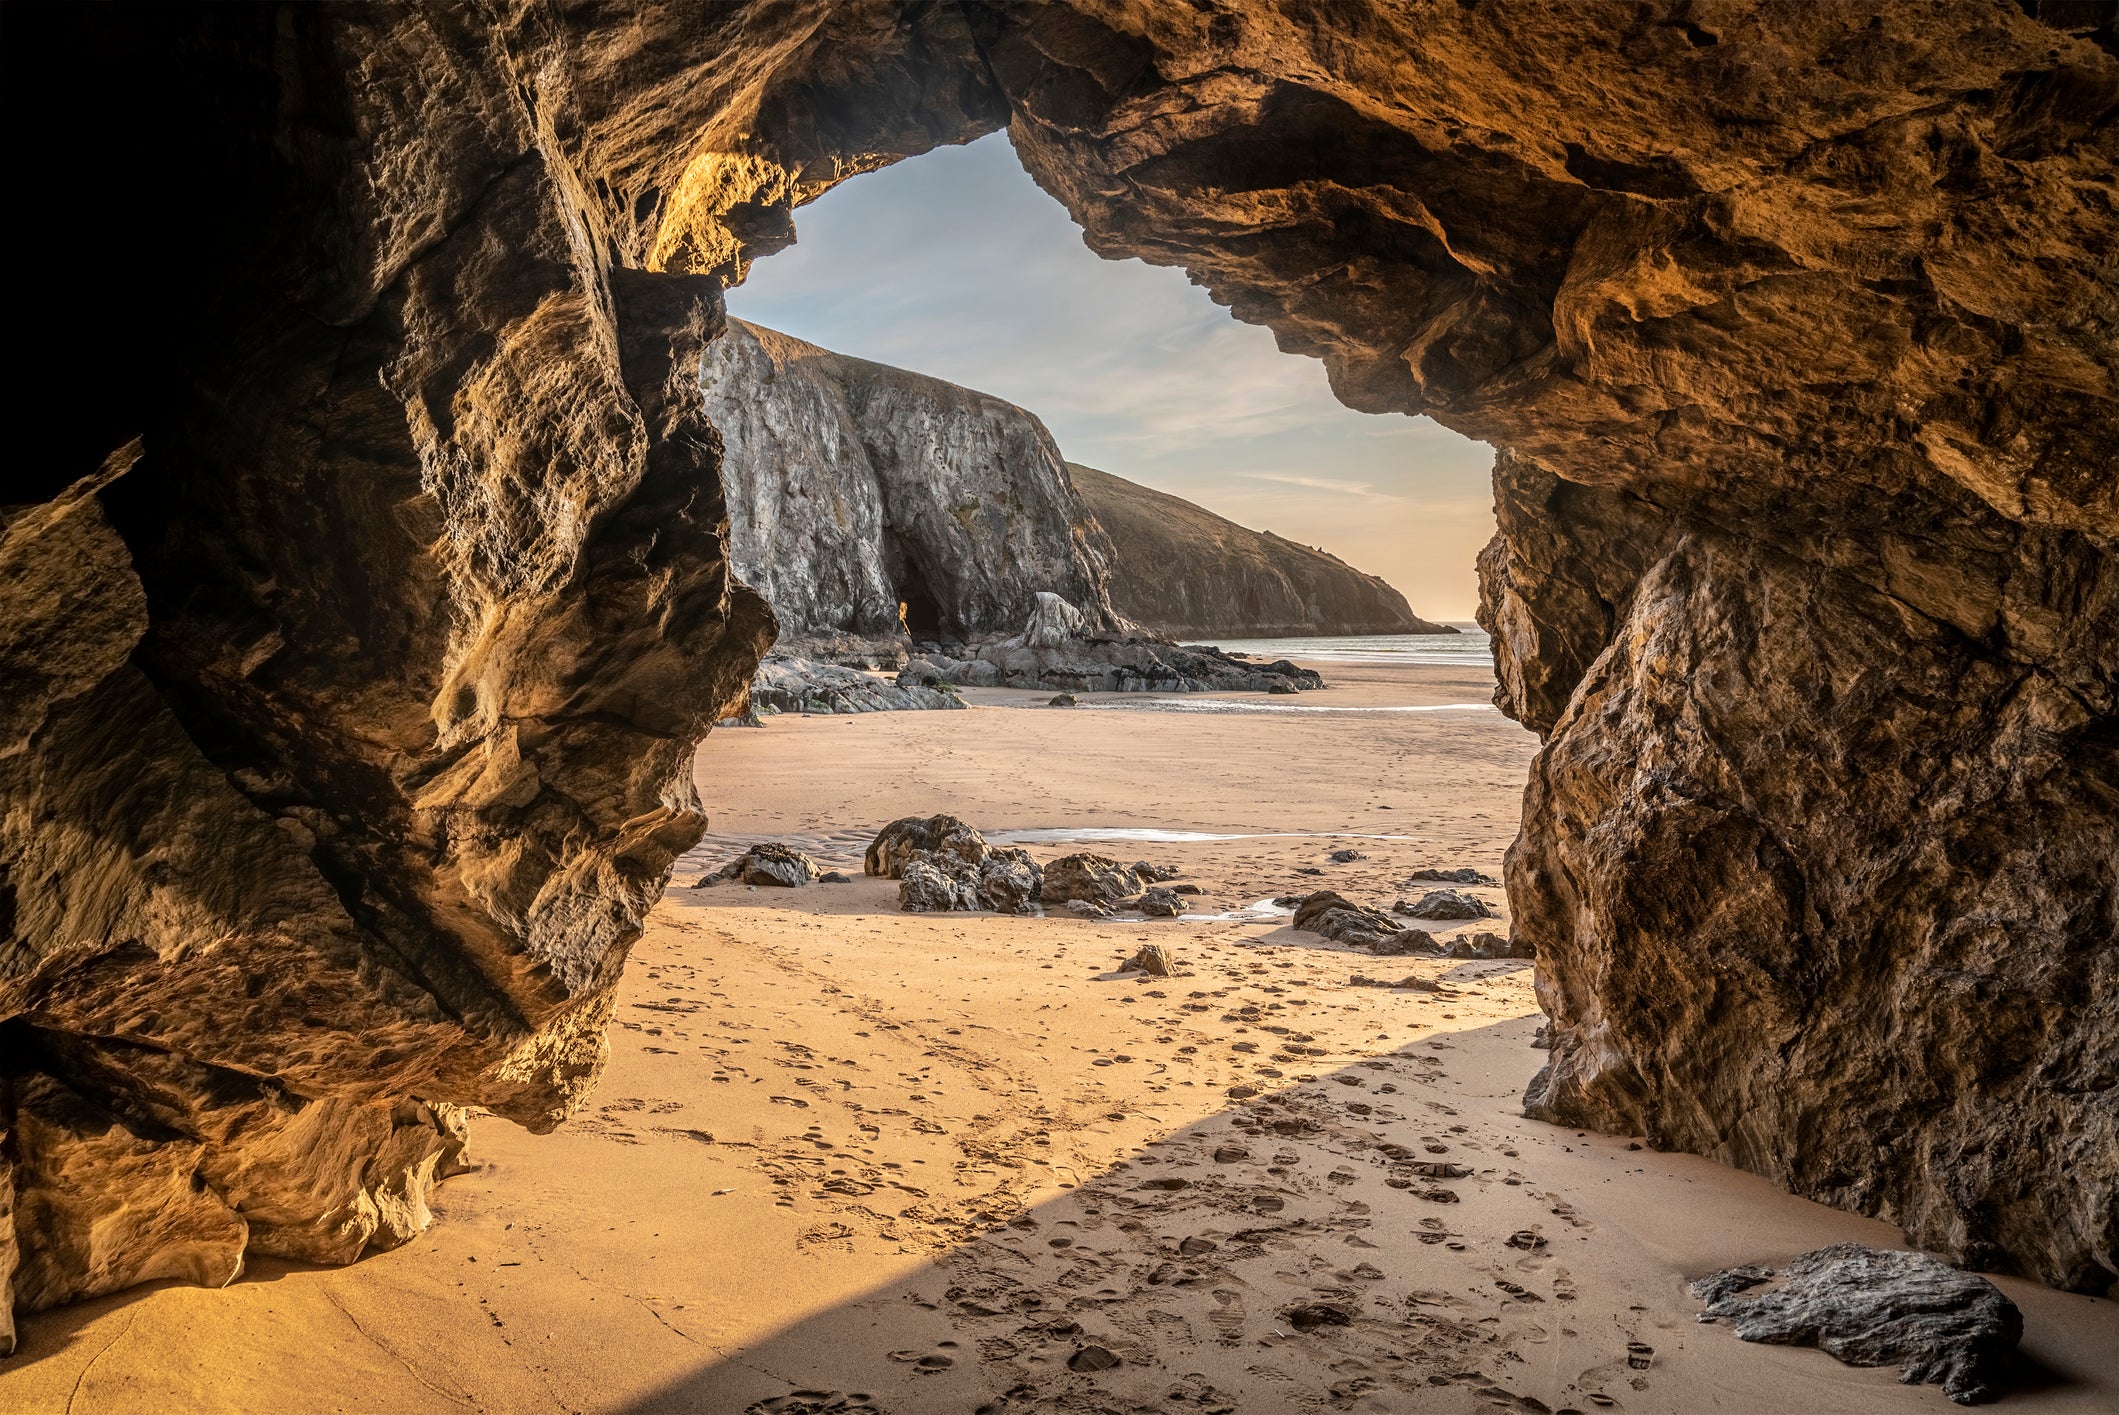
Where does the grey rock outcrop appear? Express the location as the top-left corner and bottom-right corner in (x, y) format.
(903, 629), (1325, 695)
(749, 656), (963, 715)
(973, 849), (1044, 916)
(1692, 1245), (2024, 1406)
(1134, 888), (1186, 918)
(700, 319), (1119, 646)
(1069, 462), (1450, 638)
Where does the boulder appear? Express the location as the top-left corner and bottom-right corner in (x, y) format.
(1042, 853), (1147, 906)
(1406, 866), (1497, 886)
(1292, 892), (1432, 954)
(975, 848), (1044, 916)
(1692, 1245), (2023, 1406)
(1135, 888), (1185, 918)
(696, 842), (820, 888)
(1396, 889), (1494, 921)
(898, 861), (977, 914)
(865, 814), (988, 879)
(1125, 944), (1175, 977)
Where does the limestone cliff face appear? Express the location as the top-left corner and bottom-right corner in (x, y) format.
(698, 319), (1118, 642)
(1069, 462), (1449, 638)
(4, 0), (2114, 1334)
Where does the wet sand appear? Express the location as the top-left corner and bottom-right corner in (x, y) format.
(6, 663), (2113, 1413)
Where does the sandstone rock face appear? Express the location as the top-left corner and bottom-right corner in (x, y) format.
(5, 0), (2114, 1328)
(1070, 463), (1450, 638)
(700, 319), (1119, 644)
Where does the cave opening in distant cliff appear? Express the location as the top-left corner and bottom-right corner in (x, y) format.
(882, 530), (947, 639)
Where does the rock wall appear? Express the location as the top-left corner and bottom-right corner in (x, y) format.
(4, 0), (2114, 1333)
(700, 318), (1119, 643)
(1069, 462), (1451, 638)
(964, 2), (2117, 1294)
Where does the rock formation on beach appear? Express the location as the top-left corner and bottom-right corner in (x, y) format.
(4, 0), (2114, 1338)
(700, 318), (1120, 647)
(1068, 462), (1451, 638)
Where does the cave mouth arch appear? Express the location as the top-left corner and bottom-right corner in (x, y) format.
(0, 1), (2111, 1350)
(715, 130), (1498, 648)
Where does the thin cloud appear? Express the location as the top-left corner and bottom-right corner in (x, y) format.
(1240, 472), (1404, 502)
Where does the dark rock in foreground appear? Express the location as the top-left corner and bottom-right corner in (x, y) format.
(1692, 1245), (2024, 1406)
(897, 861), (977, 914)
(1134, 888), (1186, 918)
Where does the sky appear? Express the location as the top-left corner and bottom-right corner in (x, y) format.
(725, 133), (1496, 623)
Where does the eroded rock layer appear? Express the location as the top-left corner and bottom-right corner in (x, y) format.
(4, 0), (2114, 1333)
(1069, 462), (1449, 638)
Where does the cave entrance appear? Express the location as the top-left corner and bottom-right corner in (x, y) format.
(891, 547), (945, 640)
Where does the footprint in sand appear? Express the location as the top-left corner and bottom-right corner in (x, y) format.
(1207, 1288), (1248, 1345)
(745, 1393), (878, 1415)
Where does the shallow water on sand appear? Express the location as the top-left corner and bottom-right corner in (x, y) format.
(1202, 622), (1492, 667)
(1073, 698), (1494, 715)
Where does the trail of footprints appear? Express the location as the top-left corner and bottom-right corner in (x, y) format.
(596, 905), (1654, 1413)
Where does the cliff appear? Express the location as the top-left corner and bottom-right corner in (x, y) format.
(1068, 462), (1451, 638)
(3, 0), (2113, 1340)
(699, 319), (1118, 645)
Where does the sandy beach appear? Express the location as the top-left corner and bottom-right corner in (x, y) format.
(5, 662), (2112, 1414)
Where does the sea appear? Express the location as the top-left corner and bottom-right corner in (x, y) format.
(1195, 622), (1492, 668)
